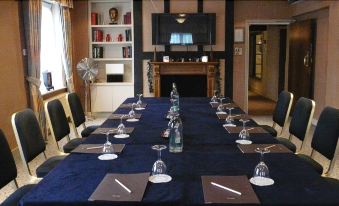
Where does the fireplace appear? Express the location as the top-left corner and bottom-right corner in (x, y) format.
(150, 62), (218, 97)
(160, 75), (207, 97)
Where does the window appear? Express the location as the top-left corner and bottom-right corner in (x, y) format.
(40, 2), (65, 93)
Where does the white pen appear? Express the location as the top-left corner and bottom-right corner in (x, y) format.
(211, 182), (242, 196)
(247, 127), (255, 131)
(115, 179), (132, 193)
(86, 146), (103, 150)
(264, 144), (276, 150)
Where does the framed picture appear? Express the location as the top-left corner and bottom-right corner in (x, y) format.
(234, 28), (244, 43)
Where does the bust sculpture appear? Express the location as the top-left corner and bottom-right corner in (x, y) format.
(109, 7), (118, 24)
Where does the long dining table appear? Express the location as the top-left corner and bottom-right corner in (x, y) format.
(20, 97), (339, 206)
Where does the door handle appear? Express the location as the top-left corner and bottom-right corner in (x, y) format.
(303, 50), (312, 68)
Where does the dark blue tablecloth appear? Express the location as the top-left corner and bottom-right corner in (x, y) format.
(20, 98), (339, 206)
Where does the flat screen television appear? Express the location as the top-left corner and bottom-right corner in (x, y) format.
(152, 13), (216, 45)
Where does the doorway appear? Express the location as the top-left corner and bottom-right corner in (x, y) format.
(248, 24), (287, 115)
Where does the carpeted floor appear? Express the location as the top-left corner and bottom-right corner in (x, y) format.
(248, 91), (276, 115)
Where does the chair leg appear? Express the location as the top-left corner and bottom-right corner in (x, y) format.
(288, 134), (292, 140)
(14, 179), (19, 189)
(43, 151), (47, 159)
(26, 164), (32, 176)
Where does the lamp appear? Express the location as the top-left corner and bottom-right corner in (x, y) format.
(176, 14), (186, 24)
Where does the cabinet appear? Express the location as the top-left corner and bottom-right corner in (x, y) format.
(88, 0), (134, 112)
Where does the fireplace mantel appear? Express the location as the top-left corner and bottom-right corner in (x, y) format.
(150, 62), (219, 97)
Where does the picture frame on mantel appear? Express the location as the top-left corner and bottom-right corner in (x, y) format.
(234, 28), (244, 43)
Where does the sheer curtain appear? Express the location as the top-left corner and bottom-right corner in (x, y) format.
(53, 0), (74, 92)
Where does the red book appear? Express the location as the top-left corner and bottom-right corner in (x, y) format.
(91, 12), (97, 25)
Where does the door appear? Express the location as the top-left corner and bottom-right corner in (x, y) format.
(288, 19), (316, 105)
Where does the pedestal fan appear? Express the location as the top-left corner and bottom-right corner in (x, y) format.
(76, 58), (98, 116)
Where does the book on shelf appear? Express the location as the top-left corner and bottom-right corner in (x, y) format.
(93, 47), (104, 58)
(125, 29), (132, 41)
(91, 12), (102, 25)
(123, 12), (131, 24)
(93, 30), (103, 42)
(122, 46), (132, 58)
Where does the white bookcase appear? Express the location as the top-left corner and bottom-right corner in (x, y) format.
(88, 0), (134, 112)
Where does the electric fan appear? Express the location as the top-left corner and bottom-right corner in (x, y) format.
(76, 58), (98, 116)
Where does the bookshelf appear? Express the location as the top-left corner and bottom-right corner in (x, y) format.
(88, 0), (134, 112)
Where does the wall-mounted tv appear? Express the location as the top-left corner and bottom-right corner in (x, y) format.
(152, 13), (216, 45)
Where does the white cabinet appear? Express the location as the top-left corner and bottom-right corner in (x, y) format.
(91, 83), (134, 112)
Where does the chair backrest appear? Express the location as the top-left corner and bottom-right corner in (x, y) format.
(289, 97), (315, 141)
(0, 129), (17, 189)
(45, 99), (70, 142)
(273, 91), (294, 127)
(67, 93), (86, 128)
(311, 107), (339, 160)
(11, 109), (46, 163)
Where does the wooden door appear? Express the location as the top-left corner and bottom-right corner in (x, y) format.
(288, 20), (316, 104)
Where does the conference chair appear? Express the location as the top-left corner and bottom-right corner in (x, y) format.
(66, 92), (98, 138)
(275, 97), (315, 153)
(0, 129), (36, 206)
(11, 109), (66, 177)
(45, 99), (85, 153)
(297, 107), (339, 175)
(260, 91), (293, 137)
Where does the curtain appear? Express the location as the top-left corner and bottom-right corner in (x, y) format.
(23, 0), (46, 138)
(53, 2), (74, 92)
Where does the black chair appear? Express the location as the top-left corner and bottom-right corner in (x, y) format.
(0, 129), (36, 206)
(260, 91), (293, 137)
(11, 109), (66, 178)
(45, 99), (85, 153)
(66, 92), (98, 138)
(275, 97), (315, 153)
(297, 107), (339, 175)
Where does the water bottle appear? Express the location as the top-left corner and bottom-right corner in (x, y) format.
(169, 114), (183, 153)
(170, 83), (180, 113)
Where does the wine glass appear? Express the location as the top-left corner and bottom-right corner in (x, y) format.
(217, 97), (226, 113)
(236, 119), (252, 144)
(117, 115), (126, 135)
(102, 132), (114, 154)
(211, 90), (218, 103)
(225, 107), (235, 125)
(148, 145), (172, 183)
(128, 103), (136, 118)
(136, 94), (143, 108)
(250, 148), (274, 186)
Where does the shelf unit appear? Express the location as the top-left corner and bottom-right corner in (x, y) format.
(88, 0), (134, 112)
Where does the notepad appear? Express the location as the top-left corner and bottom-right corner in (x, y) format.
(217, 113), (250, 120)
(210, 102), (238, 108)
(89, 173), (150, 202)
(224, 126), (267, 134)
(201, 176), (260, 204)
(120, 103), (147, 109)
(92, 127), (134, 134)
(71, 144), (125, 154)
(237, 144), (292, 154)
(109, 114), (142, 120)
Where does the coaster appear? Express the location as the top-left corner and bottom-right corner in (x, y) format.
(148, 174), (172, 183)
(135, 107), (145, 111)
(223, 123), (236, 127)
(249, 177), (274, 186)
(98, 154), (118, 160)
(126, 118), (139, 122)
(114, 134), (130, 139)
(235, 140), (252, 145)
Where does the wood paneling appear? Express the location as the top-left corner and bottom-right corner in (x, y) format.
(0, 1), (28, 149)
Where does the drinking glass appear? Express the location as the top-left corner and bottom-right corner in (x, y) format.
(250, 148), (274, 186)
(102, 132), (114, 154)
(225, 107), (235, 125)
(217, 97), (226, 113)
(128, 103), (136, 118)
(149, 145), (172, 183)
(136, 94), (143, 108)
(236, 119), (252, 144)
(117, 115), (126, 135)
(211, 90), (218, 103)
